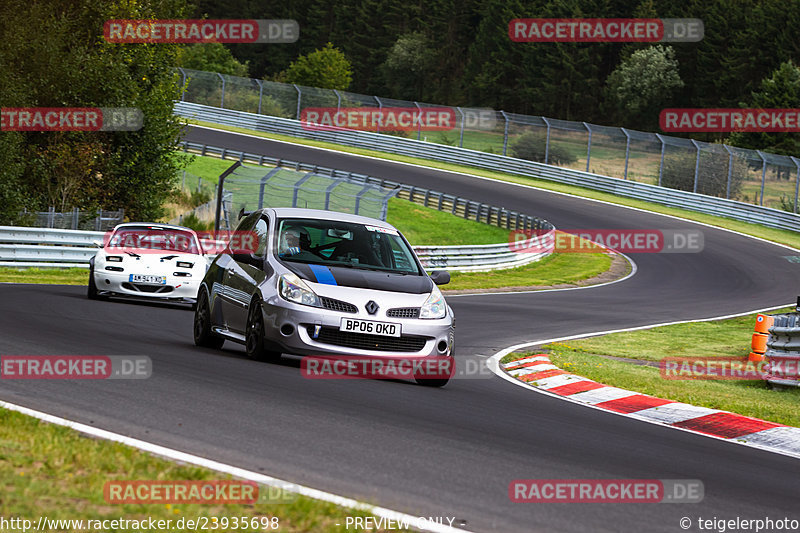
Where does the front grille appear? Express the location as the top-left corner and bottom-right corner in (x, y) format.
(122, 282), (174, 294)
(387, 307), (420, 319)
(307, 326), (427, 352)
(320, 296), (357, 313)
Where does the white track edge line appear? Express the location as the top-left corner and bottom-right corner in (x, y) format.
(485, 303), (800, 461)
(0, 399), (473, 533)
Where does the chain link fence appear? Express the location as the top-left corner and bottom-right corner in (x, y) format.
(17, 208), (124, 231)
(177, 67), (800, 213)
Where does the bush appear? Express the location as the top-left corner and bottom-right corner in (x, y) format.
(660, 151), (746, 199)
(510, 132), (576, 166)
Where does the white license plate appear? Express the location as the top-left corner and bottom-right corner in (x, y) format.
(339, 318), (401, 337)
(129, 274), (166, 284)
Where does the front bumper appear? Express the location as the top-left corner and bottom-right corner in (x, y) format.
(260, 296), (454, 358)
(93, 270), (200, 300)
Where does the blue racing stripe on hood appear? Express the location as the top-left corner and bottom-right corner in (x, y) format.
(308, 264), (338, 285)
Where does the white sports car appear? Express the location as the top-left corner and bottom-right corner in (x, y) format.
(88, 223), (211, 303)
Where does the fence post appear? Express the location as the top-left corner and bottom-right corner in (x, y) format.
(292, 172), (316, 208)
(177, 67), (186, 101)
(95, 209), (102, 231)
(47, 207), (55, 228)
(690, 140), (701, 194)
(456, 107), (465, 148)
(293, 84), (302, 120)
(756, 150), (767, 205)
(655, 134), (666, 187)
(72, 208), (79, 230)
(621, 128), (631, 180)
(414, 101), (422, 141)
(255, 79), (264, 114)
(324, 178), (346, 210)
(257, 167), (282, 209)
(501, 111), (510, 156)
(723, 144), (735, 200)
(583, 122), (592, 172)
(791, 157), (800, 214)
(354, 184), (373, 215)
(334, 89), (342, 113)
(542, 117), (551, 164)
(216, 73), (225, 108)
(374, 96), (383, 134)
(215, 162), (242, 232)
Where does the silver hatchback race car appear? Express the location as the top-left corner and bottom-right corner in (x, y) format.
(193, 208), (455, 385)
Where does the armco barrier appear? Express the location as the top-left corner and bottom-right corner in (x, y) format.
(0, 226), (549, 273)
(175, 101), (800, 233)
(765, 313), (800, 387)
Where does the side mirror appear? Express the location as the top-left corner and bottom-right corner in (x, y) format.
(429, 270), (450, 286)
(231, 251), (262, 268)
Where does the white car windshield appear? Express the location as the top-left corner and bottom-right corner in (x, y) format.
(107, 227), (200, 254)
(276, 218), (420, 275)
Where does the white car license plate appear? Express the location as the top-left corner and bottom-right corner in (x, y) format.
(129, 274), (166, 284)
(339, 318), (401, 337)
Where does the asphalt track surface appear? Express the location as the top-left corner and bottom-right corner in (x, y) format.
(1, 125), (799, 532)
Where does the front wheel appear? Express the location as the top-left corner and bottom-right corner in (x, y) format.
(246, 301), (282, 363)
(194, 290), (224, 349)
(87, 266), (106, 300)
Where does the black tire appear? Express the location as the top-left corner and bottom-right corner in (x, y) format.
(245, 300), (281, 363)
(87, 266), (106, 300)
(414, 376), (450, 387)
(194, 289), (225, 349)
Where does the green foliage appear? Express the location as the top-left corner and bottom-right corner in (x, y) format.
(510, 132), (577, 167)
(179, 212), (214, 232)
(281, 43), (353, 90)
(380, 32), (434, 100)
(728, 61), (800, 156)
(605, 45), (684, 131)
(0, 0), (189, 223)
(176, 43), (249, 77)
(661, 151), (746, 199)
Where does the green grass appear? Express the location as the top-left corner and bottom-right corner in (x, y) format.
(187, 119), (800, 250)
(501, 307), (800, 427)
(0, 267), (88, 285)
(447, 252), (614, 291)
(0, 407), (407, 532)
(386, 199), (509, 245)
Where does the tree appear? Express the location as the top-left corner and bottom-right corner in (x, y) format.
(280, 42), (352, 90)
(0, 0), (189, 223)
(728, 61), (800, 156)
(605, 45), (683, 131)
(176, 43), (249, 77)
(380, 32), (434, 100)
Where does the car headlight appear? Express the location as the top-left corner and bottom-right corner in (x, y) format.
(105, 255), (123, 262)
(419, 285), (446, 319)
(176, 261), (193, 268)
(279, 273), (321, 307)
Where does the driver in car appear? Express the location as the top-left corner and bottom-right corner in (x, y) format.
(279, 226), (319, 259)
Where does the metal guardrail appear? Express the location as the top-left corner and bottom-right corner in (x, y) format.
(176, 101), (800, 233)
(0, 226), (549, 272)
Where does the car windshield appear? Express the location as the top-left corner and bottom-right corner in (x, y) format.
(275, 218), (420, 275)
(107, 227), (200, 254)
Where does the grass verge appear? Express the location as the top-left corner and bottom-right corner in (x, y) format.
(0, 407), (406, 532)
(501, 307), (800, 427)
(185, 119), (800, 250)
(0, 268), (88, 285)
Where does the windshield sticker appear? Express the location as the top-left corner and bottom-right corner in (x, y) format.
(365, 225), (399, 235)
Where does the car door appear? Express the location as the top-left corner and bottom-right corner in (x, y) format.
(224, 215), (270, 334)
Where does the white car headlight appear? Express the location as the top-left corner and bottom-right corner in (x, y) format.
(279, 273), (321, 307)
(420, 285), (446, 319)
(105, 255), (123, 262)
